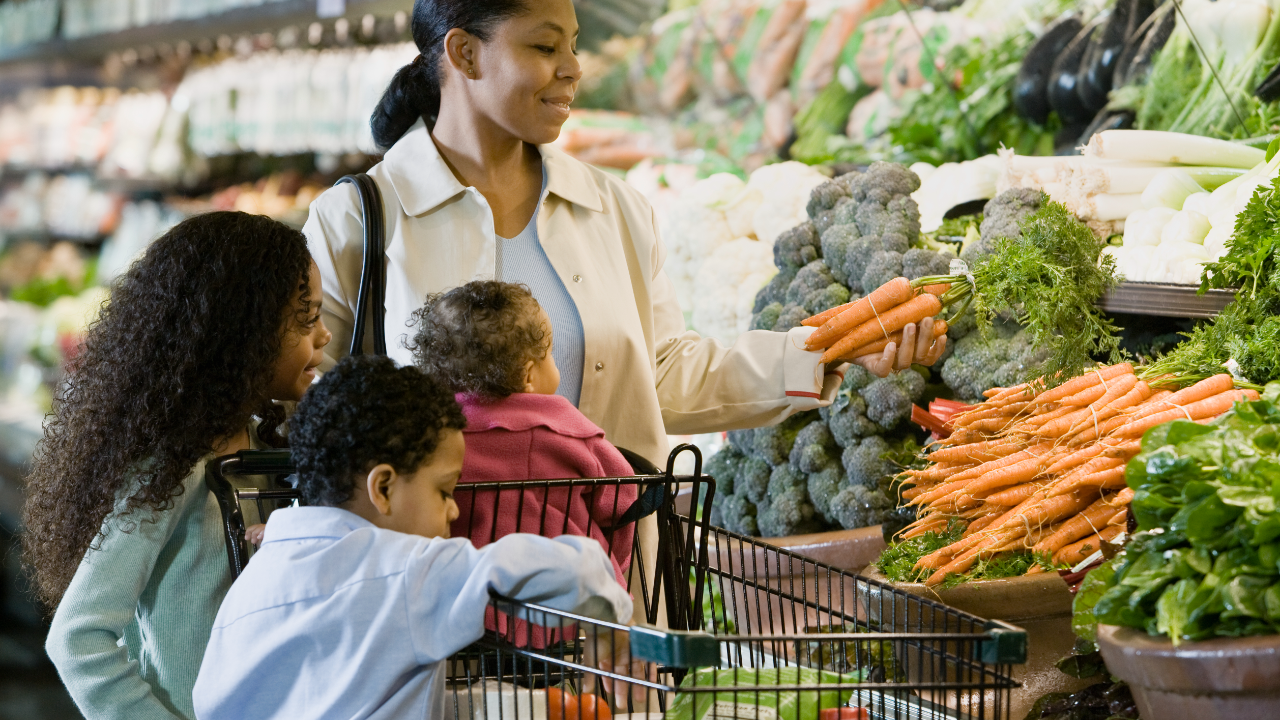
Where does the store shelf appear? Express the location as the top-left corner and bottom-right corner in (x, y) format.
(1098, 282), (1237, 319)
(0, 0), (408, 67)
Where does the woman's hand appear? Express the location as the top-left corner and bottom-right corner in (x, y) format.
(583, 626), (652, 703)
(851, 317), (947, 378)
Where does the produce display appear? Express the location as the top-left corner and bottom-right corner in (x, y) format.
(882, 369), (1258, 587)
(1074, 384), (1280, 645)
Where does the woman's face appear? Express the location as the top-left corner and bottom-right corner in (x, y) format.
(265, 261), (332, 403)
(468, 0), (582, 145)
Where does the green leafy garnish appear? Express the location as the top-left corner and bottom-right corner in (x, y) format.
(876, 521), (1053, 587)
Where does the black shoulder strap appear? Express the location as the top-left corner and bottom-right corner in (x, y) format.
(335, 173), (387, 356)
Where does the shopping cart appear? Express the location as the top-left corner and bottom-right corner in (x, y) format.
(442, 461), (1028, 720)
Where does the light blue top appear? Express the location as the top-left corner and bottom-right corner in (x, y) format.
(46, 430), (266, 720)
(192, 506), (632, 720)
(497, 164), (586, 406)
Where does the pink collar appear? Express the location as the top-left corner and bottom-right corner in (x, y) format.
(456, 393), (606, 440)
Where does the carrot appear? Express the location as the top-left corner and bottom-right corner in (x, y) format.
(820, 293), (944, 364)
(988, 488), (1100, 535)
(1113, 389), (1250, 438)
(984, 482), (1044, 506)
(1053, 525), (1125, 566)
(926, 439), (1022, 464)
(1064, 383), (1153, 445)
(844, 318), (948, 360)
(1033, 495), (1129, 554)
(1056, 381), (1114, 409)
(1031, 364), (1134, 406)
(952, 402), (1031, 426)
(1050, 456), (1126, 490)
(1121, 374), (1234, 425)
(922, 283), (951, 296)
(1022, 404), (1075, 429)
(1107, 508), (1129, 527)
(936, 444), (1052, 486)
(959, 455), (1053, 497)
(802, 300), (857, 327)
(899, 515), (950, 539)
(1103, 440), (1142, 458)
(805, 277), (914, 349)
(1049, 466), (1128, 498)
(1044, 444), (1105, 476)
(963, 513), (1001, 536)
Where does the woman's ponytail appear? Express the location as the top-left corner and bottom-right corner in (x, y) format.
(369, 0), (529, 150)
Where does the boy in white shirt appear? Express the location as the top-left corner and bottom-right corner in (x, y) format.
(193, 355), (633, 720)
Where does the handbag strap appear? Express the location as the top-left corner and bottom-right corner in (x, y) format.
(335, 173), (387, 356)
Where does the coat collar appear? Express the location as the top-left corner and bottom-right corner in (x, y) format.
(382, 120), (604, 217)
(457, 392), (607, 440)
(261, 506), (375, 544)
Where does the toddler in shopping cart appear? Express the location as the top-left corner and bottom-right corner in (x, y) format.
(193, 355), (635, 720)
(410, 280), (640, 583)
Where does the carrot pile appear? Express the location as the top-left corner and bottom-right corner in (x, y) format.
(896, 365), (1258, 587)
(802, 277), (947, 363)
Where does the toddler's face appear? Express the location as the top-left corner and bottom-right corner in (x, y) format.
(383, 429), (465, 539)
(524, 306), (560, 395)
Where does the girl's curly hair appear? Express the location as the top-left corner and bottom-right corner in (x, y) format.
(409, 281), (549, 399)
(22, 211), (313, 609)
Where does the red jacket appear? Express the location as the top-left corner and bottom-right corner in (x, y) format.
(452, 393), (639, 584)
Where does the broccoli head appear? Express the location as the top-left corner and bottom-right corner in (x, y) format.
(819, 223), (860, 286)
(718, 493), (759, 536)
(829, 484), (894, 531)
(966, 188), (1043, 265)
(843, 435), (893, 488)
(807, 465), (846, 524)
(757, 466), (821, 537)
(790, 420), (838, 473)
(860, 251), (904, 295)
(753, 265), (798, 313)
(736, 456), (772, 504)
(807, 179), (853, 223)
(813, 197), (853, 235)
(835, 234), (910, 294)
(751, 302), (784, 331)
(892, 367), (927, 403)
(727, 428), (755, 452)
(826, 394), (881, 447)
(940, 326), (1044, 402)
(750, 412), (811, 466)
(704, 444), (744, 499)
(847, 162), (921, 203)
(901, 248), (953, 281)
(786, 260), (836, 306)
(849, 196), (921, 241)
(861, 375), (914, 430)
(842, 363), (879, 394)
(772, 304), (810, 332)
(773, 222), (822, 271)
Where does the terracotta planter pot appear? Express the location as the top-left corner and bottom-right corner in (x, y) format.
(756, 525), (888, 573)
(860, 569), (1092, 720)
(1097, 624), (1280, 719)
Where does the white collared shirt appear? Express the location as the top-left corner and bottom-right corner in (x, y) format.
(303, 120), (838, 465)
(193, 507), (631, 720)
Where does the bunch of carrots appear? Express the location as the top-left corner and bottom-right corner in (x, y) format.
(896, 364), (1258, 587)
(802, 277), (950, 362)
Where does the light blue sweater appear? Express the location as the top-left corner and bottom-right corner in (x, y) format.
(47, 434), (265, 720)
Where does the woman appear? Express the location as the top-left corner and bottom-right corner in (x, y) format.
(304, 0), (944, 466)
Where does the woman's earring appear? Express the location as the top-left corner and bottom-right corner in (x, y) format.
(467, 66), (475, 76)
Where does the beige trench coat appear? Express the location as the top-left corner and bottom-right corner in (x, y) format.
(303, 120), (839, 467)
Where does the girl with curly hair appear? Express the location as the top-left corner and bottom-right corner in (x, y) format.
(410, 280), (637, 584)
(22, 211), (332, 720)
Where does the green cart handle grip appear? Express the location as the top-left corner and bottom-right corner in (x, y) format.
(630, 624), (720, 668)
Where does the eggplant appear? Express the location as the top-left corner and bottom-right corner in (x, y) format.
(1077, 108), (1136, 148)
(1055, 122), (1091, 155)
(1049, 19), (1103, 125)
(1114, 3), (1176, 88)
(1079, 3), (1130, 113)
(1014, 16), (1084, 124)
(1123, 0), (1155, 40)
(1256, 59), (1280, 102)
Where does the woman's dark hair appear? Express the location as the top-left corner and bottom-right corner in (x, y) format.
(409, 280), (549, 400)
(370, 0), (529, 149)
(22, 211), (313, 609)
(290, 355), (466, 507)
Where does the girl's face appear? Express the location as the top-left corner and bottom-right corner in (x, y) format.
(462, 0), (582, 145)
(266, 262), (332, 402)
(523, 305), (560, 395)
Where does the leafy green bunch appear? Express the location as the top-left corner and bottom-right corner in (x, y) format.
(1075, 384), (1280, 645)
(876, 520), (1053, 588)
(916, 198), (1126, 390)
(1146, 174), (1280, 385)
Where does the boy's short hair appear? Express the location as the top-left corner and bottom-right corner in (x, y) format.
(290, 355), (467, 507)
(408, 281), (550, 399)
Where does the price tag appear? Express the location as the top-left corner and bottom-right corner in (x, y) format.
(317, 0), (345, 18)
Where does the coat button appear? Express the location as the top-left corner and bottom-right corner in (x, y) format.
(595, 362), (604, 371)
(573, 275), (582, 283)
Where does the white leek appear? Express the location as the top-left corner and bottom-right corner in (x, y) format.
(1123, 207), (1177, 247)
(1075, 192), (1146, 221)
(1085, 130), (1266, 170)
(1141, 169), (1206, 210)
(1182, 192), (1214, 216)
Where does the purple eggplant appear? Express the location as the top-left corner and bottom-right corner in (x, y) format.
(1077, 108), (1135, 148)
(1014, 16), (1084, 124)
(1115, 3), (1176, 89)
(1049, 19), (1103, 124)
(1257, 59), (1280, 102)
(1079, 3), (1130, 112)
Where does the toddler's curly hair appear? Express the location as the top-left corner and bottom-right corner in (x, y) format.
(409, 281), (550, 399)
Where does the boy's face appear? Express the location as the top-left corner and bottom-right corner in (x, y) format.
(377, 429), (466, 538)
